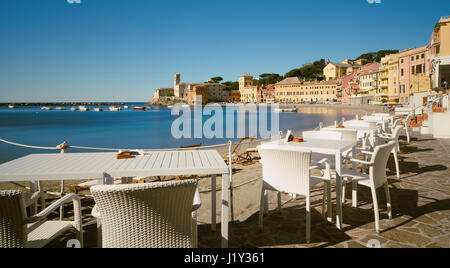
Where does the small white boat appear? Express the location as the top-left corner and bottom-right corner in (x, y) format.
(133, 106), (146, 111)
(181, 104), (190, 108)
(275, 108), (298, 113)
(79, 106), (90, 112)
(94, 108), (103, 112)
(55, 107), (66, 111)
(167, 105), (174, 108)
(123, 105), (129, 109)
(8, 105), (15, 109)
(70, 107), (78, 111)
(109, 106), (122, 112)
(41, 106), (53, 111)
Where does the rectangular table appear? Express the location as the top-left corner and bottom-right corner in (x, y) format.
(0, 150), (230, 247)
(258, 139), (357, 230)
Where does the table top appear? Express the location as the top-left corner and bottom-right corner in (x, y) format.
(0, 150), (229, 182)
(258, 139), (356, 155)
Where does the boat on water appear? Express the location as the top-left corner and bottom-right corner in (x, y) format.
(133, 106), (146, 111)
(70, 107), (78, 111)
(167, 105), (174, 108)
(181, 104), (190, 108)
(274, 108), (298, 113)
(55, 107), (66, 111)
(94, 108), (103, 112)
(79, 106), (90, 111)
(8, 105), (15, 109)
(123, 105), (129, 109)
(109, 106), (122, 112)
(41, 106), (53, 111)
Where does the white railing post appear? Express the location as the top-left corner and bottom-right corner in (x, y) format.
(57, 141), (69, 221)
(228, 140), (234, 223)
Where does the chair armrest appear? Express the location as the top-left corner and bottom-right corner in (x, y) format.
(378, 134), (393, 139)
(350, 158), (373, 166)
(309, 158), (329, 170)
(25, 194), (82, 226)
(192, 188), (202, 212)
(361, 151), (374, 155)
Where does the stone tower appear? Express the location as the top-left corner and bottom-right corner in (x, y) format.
(174, 73), (181, 97)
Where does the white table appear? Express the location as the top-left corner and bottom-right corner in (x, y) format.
(258, 139), (357, 230)
(0, 150), (230, 247)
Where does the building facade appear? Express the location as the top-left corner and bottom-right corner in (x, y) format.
(398, 46), (429, 104)
(239, 74), (258, 103)
(204, 82), (227, 102)
(151, 88), (174, 101)
(257, 84), (276, 103)
(429, 16), (450, 90)
(226, 90), (241, 103)
(187, 84), (208, 105)
(358, 62), (381, 97)
(174, 73), (196, 99)
(275, 77), (339, 103)
(323, 59), (365, 81)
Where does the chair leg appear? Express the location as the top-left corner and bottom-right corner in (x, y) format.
(40, 196), (46, 211)
(277, 192), (282, 213)
(321, 184), (326, 219)
(192, 211), (198, 248)
(352, 181), (358, 208)
(342, 182), (347, 204)
(327, 181), (332, 223)
(384, 183), (392, 220)
(405, 128), (410, 144)
(264, 190), (269, 215)
(393, 150), (400, 179)
(370, 186), (381, 233)
(258, 185), (266, 231)
(306, 194), (311, 243)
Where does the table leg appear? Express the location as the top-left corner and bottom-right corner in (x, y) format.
(352, 146), (357, 171)
(335, 153), (343, 230)
(211, 174), (216, 232)
(221, 173), (229, 248)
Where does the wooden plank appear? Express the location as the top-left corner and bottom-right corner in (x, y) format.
(178, 151), (186, 169)
(192, 151), (203, 168)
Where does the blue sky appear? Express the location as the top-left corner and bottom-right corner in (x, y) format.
(0, 0), (448, 102)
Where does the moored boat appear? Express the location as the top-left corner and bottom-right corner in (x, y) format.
(70, 107), (78, 111)
(274, 108), (298, 113)
(94, 108), (103, 112)
(8, 105), (15, 109)
(55, 107), (66, 111)
(79, 106), (90, 111)
(123, 105), (129, 109)
(41, 106), (53, 110)
(133, 106), (146, 111)
(109, 106), (122, 112)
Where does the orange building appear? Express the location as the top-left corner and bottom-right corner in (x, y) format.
(187, 84), (209, 105)
(226, 90), (241, 103)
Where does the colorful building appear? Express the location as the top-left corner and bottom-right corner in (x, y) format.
(323, 59), (366, 81)
(275, 77), (339, 103)
(341, 72), (360, 103)
(358, 62), (381, 98)
(226, 90), (241, 103)
(239, 74), (258, 103)
(428, 16), (450, 89)
(398, 46), (429, 104)
(187, 84), (208, 105)
(257, 84), (276, 103)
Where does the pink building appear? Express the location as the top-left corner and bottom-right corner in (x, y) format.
(340, 63), (380, 103)
(257, 84), (275, 103)
(398, 46), (429, 104)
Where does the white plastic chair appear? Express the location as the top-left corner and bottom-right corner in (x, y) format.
(91, 180), (200, 248)
(0, 190), (83, 248)
(378, 125), (403, 179)
(340, 141), (397, 233)
(257, 148), (332, 243)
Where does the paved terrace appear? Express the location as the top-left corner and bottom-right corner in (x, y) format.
(27, 132), (450, 248)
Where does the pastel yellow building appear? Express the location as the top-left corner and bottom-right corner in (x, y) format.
(275, 77), (339, 103)
(377, 54), (399, 102)
(429, 16), (450, 89)
(323, 59), (364, 81)
(239, 74), (258, 103)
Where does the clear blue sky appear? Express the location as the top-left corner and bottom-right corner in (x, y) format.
(0, 0), (448, 102)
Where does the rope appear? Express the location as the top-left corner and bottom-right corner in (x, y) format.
(0, 138), (257, 152)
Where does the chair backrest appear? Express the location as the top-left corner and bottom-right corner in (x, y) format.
(91, 180), (198, 248)
(320, 129), (358, 141)
(258, 148), (312, 196)
(392, 125), (403, 141)
(235, 137), (254, 155)
(303, 131), (342, 141)
(370, 141), (397, 189)
(0, 191), (27, 248)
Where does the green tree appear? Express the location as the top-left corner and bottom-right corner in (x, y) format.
(210, 76), (224, 83)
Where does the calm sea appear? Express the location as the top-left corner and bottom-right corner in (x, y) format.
(0, 103), (357, 164)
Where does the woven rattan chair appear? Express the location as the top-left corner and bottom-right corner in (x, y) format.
(0, 190), (83, 248)
(91, 180), (200, 248)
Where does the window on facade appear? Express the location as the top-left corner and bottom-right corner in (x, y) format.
(412, 66), (415, 75)
(421, 54), (425, 59)
(401, 69), (404, 76)
(411, 56), (414, 61)
(416, 55), (419, 60)
(416, 65), (422, 74)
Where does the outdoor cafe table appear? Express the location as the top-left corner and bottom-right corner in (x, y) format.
(258, 139), (358, 230)
(0, 150), (231, 248)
